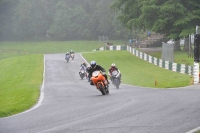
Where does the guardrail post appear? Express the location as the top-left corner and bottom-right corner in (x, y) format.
(194, 62), (199, 84)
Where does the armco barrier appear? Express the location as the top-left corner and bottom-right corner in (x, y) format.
(93, 45), (194, 76)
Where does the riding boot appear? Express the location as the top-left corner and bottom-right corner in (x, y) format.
(90, 81), (94, 85)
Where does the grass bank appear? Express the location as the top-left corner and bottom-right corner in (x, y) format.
(0, 54), (43, 117)
(0, 40), (125, 54)
(82, 51), (193, 88)
(146, 50), (194, 66)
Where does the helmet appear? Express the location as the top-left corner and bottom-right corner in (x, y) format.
(66, 52), (69, 54)
(71, 50), (73, 52)
(111, 63), (116, 68)
(83, 62), (86, 65)
(87, 65), (91, 68)
(90, 61), (96, 68)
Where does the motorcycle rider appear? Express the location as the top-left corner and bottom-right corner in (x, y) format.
(86, 65), (92, 82)
(88, 60), (109, 85)
(65, 52), (70, 59)
(108, 63), (121, 83)
(81, 62), (87, 68)
(80, 63), (87, 72)
(69, 50), (74, 54)
(79, 63), (87, 77)
(69, 50), (74, 59)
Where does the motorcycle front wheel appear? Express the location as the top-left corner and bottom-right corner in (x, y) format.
(97, 83), (106, 95)
(114, 78), (120, 89)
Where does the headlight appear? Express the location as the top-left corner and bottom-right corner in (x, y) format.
(92, 71), (99, 77)
(112, 70), (118, 76)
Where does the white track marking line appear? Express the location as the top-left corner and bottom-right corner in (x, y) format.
(186, 126), (200, 133)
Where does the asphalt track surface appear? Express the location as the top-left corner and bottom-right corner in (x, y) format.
(0, 53), (200, 133)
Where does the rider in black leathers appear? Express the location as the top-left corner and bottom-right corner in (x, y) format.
(88, 61), (109, 85)
(65, 52), (70, 59)
(65, 52), (70, 56)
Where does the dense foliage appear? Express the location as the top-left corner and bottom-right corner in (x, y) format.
(1, 0), (200, 42)
(0, 0), (130, 41)
(111, 0), (200, 40)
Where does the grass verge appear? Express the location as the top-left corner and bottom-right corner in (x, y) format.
(0, 40), (126, 54)
(146, 50), (194, 66)
(82, 51), (193, 88)
(0, 54), (43, 117)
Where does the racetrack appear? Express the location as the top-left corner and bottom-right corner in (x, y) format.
(0, 53), (200, 133)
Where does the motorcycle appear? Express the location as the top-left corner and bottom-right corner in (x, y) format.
(91, 70), (109, 95)
(65, 54), (70, 62)
(79, 69), (86, 80)
(70, 53), (74, 60)
(111, 70), (120, 89)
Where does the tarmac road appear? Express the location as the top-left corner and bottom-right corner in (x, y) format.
(0, 53), (200, 133)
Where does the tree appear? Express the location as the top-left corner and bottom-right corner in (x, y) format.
(12, 0), (56, 40)
(0, 0), (131, 41)
(0, 0), (19, 40)
(111, 0), (200, 50)
(49, 0), (89, 40)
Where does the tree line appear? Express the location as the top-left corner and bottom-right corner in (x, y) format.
(1, 0), (200, 43)
(0, 0), (130, 41)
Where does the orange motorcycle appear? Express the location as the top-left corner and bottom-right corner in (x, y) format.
(91, 70), (109, 95)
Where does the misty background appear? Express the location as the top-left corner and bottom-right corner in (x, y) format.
(0, 0), (133, 41)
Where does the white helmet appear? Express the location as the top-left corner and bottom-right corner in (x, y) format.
(111, 63), (116, 68)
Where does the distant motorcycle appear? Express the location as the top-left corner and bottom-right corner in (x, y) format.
(91, 70), (109, 95)
(65, 54), (70, 62)
(79, 69), (86, 80)
(111, 70), (120, 89)
(70, 53), (74, 60)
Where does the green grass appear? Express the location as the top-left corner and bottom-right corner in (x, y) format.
(0, 41), (197, 117)
(0, 40), (126, 54)
(146, 50), (194, 66)
(0, 54), (43, 117)
(82, 51), (193, 88)
(0, 41), (98, 54)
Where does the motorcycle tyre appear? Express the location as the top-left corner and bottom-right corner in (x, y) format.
(106, 86), (109, 94)
(114, 78), (120, 89)
(98, 83), (106, 95)
(79, 73), (84, 80)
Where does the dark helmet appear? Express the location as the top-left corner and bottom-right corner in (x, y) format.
(90, 61), (96, 68)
